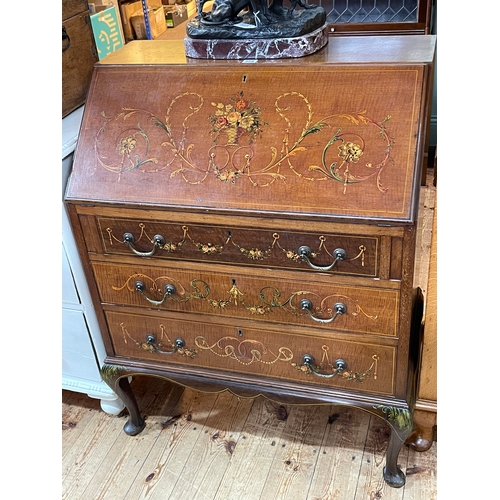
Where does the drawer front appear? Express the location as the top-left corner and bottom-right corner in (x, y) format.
(93, 262), (399, 337)
(96, 217), (378, 277)
(106, 311), (396, 396)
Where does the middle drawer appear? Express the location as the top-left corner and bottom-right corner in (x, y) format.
(92, 261), (399, 337)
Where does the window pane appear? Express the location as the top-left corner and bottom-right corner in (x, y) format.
(310, 0), (419, 24)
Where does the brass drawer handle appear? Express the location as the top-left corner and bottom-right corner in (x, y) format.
(145, 334), (185, 355)
(123, 232), (166, 257)
(296, 353), (379, 381)
(298, 246), (347, 271)
(134, 281), (176, 305)
(300, 299), (346, 324)
(301, 355), (347, 378)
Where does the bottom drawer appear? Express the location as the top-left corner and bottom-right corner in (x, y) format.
(106, 311), (396, 396)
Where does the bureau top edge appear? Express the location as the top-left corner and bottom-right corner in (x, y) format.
(64, 197), (418, 227)
(96, 35), (436, 67)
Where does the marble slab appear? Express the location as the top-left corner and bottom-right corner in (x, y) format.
(184, 24), (328, 59)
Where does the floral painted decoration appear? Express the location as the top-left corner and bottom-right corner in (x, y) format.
(97, 92), (394, 191)
(209, 92), (266, 145)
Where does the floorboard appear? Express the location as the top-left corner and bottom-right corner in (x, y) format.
(307, 407), (369, 500)
(62, 383), (437, 499)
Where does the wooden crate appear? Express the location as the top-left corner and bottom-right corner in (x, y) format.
(62, 0), (98, 117)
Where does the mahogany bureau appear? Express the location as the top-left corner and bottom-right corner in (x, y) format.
(65, 35), (436, 488)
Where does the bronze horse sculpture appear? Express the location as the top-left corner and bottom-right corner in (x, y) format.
(196, 0), (316, 26)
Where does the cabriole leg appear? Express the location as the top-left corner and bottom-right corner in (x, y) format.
(101, 365), (146, 436)
(372, 404), (413, 488)
(383, 424), (412, 488)
(116, 376), (146, 435)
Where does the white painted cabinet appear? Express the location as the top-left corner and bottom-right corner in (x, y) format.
(62, 106), (124, 415)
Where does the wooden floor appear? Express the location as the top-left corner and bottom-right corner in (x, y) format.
(62, 171), (437, 500)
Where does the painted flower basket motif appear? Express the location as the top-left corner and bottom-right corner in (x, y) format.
(209, 92), (266, 146)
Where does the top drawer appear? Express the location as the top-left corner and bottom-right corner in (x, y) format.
(88, 216), (379, 277)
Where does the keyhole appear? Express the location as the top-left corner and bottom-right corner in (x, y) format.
(242, 75), (247, 83)
(237, 329), (243, 337)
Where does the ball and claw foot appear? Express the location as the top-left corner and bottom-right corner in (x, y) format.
(383, 466), (406, 488)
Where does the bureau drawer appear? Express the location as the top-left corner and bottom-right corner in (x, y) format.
(105, 311), (396, 396)
(93, 261), (399, 337)
(95, 217), (379, 277)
